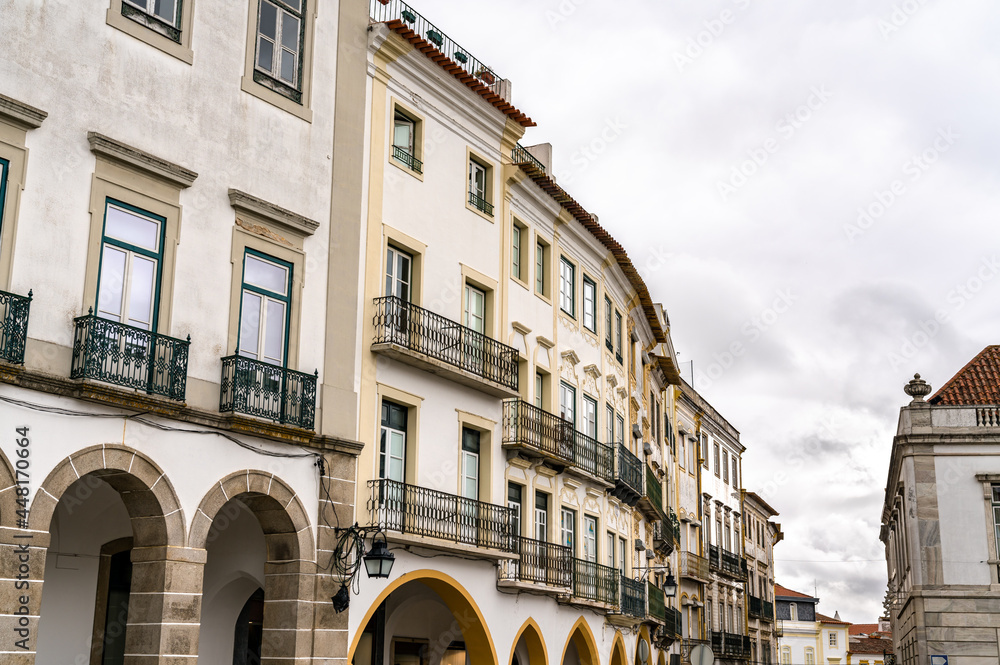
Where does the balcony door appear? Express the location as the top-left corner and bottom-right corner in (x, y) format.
(462, 284), (486, 375)
(97, 200), (164, 332)
(379, 401), (407, 531)
(581, 515), (597, 600)
(385, 246), (412, 342)
(458, 427), (481, 545)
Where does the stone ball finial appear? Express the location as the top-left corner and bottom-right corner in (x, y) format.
(904, 373), (932, 403)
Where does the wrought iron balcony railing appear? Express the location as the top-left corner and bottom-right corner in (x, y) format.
(652, 520), (674, 557)
(572, 430), (614, 484)
(749, 594), (763, 619)
(512, 143), (546, 173)
(501, 399), (574, 464)
(640, 464), (668, 523)
(468, 191), (494, 216)
(0, 289), (31, 365)
(392, 144), (423, 174)
(620, 575), (646, 618)
(370, 0), (507, 99)
(498, 535), (572, 588)
(679, 550), (710, 581)
(71, 312), (189, 400)
(219, 355), (317, 430)
(647, 582), (666, 624)
(709, 544), (748, 580)
(749, 595), (774, 622)
(711, 631), (751, 659)
(612, 444), (643, 505)
(664, 606), (682, 639)
(572, 558), (618, 606)
(369, 478), (515, 552)
(372, 296), (518, 392)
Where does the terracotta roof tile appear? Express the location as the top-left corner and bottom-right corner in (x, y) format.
(817, 612), (850, 625)
(849, 637), (893, 655)
(849, 623), (878, 636)
(774, 584), (813, 599)
(929, 345), (1000, 405)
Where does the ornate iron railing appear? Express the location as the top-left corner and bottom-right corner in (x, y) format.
(709, 544), (748, 580)
(219, 355), (317, 430)
(0, 289), (31, 365)
(468, 191), (494, 216)
(620, 575), (646, 618)
(572, 558), (618, 605)
(665, 606), (683, 638)
(391, 144), (423, 173)
(498, 535), (572, 588)
(749, 595), (774, 622)
(370, 0), (506, 99)
(572, 430), (614, 483)
(369, 478), (515, 552)
(372, 296), (518, 391)
(679, 551), (710, 580)
(642, 464), (668, 522)
(711, 631), (751, 659)
(749, 594), (763, 619)
(70, 312), (189, 400)
(501, 399), (574, 463)
(512, 143), (545, 173)
(647, 582), (666, 623)
(762, 599), (774, 623)
(614, 444), (643, 497)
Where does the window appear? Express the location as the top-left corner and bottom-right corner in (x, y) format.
(0, 157), (6, 252)
(391, 108), (423, 175)
(604, 296), (613, 350)
(992, 484), (1000, 561)
(467, 157), (493, 216)
(582, 276), (596, 332)
(805, 647), (815, 665)
(559, 257), (575, 316)
(561, 507), (576, 552)
(464, 284), (485, 334)
(535, 240), (548, 296)
(615, 414), (625, 447)
(722, 450), (729, 484)
(385, 246), (412, 301)
(714, 443), (721, 477)
(679, 435), (686, 470)
(535, 372), (545, 409)
(732, 456), (739, 487)
(460, 427), (480, 500)
(253, 0), (305, 101)
(535, 492), (549, 541)
(615, 310), (623, 362)
(122, 0), (181, 39)
(606, 404), (615, 443)
(379, 401), (407, 482)
(582, 395), (597, 439)
(619, 537), (627, 574)
(511, 224), (522, 281)
(107, 0), (194, 62)
(724, 524), (731, 552)
(96, 200), (165, 331)
(607, 532), (615, 568)
(583, 515), (597, 562)
(560, 382), (575, 425)
(829, 631), (837, 647)
(789, 602), (798, 621)
(780, 647), (791, 665)
(702, 434), (709, 468)
(238, 250), (292, 367)
(509, 483), (523, 535)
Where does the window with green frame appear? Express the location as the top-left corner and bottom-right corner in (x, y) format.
(96, 199), (166, 332)
(237, 249), (292, 367)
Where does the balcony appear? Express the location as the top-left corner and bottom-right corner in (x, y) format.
(512, 143), (546, 174)
(709, 544), (748, 580)
(647, 582), (666, 624)
(679, 550), (711, 583)
(749, 595), (775, 623)
(0, 289), (31, 365)
(468, 191), (494, 216)
(391, 145), (423, 174)
(219, 356), (317, 430)
(664, 606), (682, 639)
(571, 558), (618, 606)
(611, 444), (643, 506)
(618, 575), (646, 619)
(70, 312), (189, 401)
(501, 399), (574, 466)
(638, 464), (667, 522)
(652, 520), (674, 557)
(570, 430), (614, 485)
(711, 631), (751, 659)
(371, 296), (518, 396)
(369, 478), (516, 555)
(498, 535), (571, 591)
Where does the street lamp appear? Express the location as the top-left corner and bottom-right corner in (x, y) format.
(663, 572), (678, 598)
(362, 531), (395, 579)
(330, 524), (396, 613)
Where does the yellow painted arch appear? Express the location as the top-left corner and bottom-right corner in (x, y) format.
(635, 626), (652, 664)
(657, 652), (666, 665)
(610, 630), (628, 665)
(509, 617), (548, 665)
(347, 569), (499, 665)
(560, 616), (600, 665)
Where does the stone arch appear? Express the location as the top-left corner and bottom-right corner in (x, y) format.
(509, 617), (547, 665)
(560, 616), (600, 665)
(30, 443), (184, 546)
(0, 444), (18, 528)
(610, 630), (628, 665)
(349, 569), (500, 665)
(189, 469), (315, 560)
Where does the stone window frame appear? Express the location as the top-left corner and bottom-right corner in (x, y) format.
(106, 0), (195, 64)
(241, 0), (316, 121)
(226, 189), (317, 369)
(459, 263), (498, 340)
(465, 147), (496, 222)
(382, 224), (426, 307)
(976, 473), (1000, 584)
(456, 410), (495, 504)
(389, 97), (424, 180)
(376, 383), (423, 486)
(0, 95), (46, 291)
(84, 133), (197, 334)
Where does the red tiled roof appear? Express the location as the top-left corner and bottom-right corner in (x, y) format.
(383, 20), (536, 128)
(929, 345), (1000, 405)
(850, 637), (893, 654)
(850, 623), (878, 636)
(774, 584), (813, 599)
(817, 613), (850, 625)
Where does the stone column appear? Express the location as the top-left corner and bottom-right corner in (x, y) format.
(0, 527), (49, 665)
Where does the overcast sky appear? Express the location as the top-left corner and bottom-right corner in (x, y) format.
(406, 0), (1000, 621)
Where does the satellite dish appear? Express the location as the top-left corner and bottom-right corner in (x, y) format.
(690, 644), (715, 665)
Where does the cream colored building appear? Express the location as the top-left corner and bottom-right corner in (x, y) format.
(744, 491), (782, 665)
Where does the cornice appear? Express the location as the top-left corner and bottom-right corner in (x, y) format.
(0, 93), (47, 130)
(88, 132), (197, 188)
(228, 188), (319, 237)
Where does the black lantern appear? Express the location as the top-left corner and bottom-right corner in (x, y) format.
(363, 532), (395, 579)
(663, 573), (678, 598)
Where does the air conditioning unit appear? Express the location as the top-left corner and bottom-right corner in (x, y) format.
(643, 441), (654, 456)
(642, 350), (653, 365)
(632, 424), (643, 438)
(634, 538), (645, 551)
